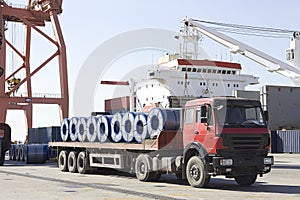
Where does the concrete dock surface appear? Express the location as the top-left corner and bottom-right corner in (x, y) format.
(0, 153), (299, 200)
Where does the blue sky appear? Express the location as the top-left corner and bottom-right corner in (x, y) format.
(6, 0), (300, 140)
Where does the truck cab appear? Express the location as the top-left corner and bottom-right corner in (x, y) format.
(182, 97), (273, 187)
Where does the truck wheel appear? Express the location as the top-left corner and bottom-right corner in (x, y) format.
(68, 151), (78, 173)
(58, 150), (68, 172)
(77, 151), (89, 174)
(234, 175), (257, 186)
(135, 154), (153, 182)
(186, 156), (210, 188)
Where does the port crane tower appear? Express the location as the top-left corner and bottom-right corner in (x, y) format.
(0, 0), (69, 131)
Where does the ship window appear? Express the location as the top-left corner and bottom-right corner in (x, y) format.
(151, 84), (154, 87)
(222, 70), (226, 74)
(203, 82), (206, 86)
(217, 70), (222, 74)
(212, 70), (216, 73)
(146, 98), (148, 101)
(200, 82), (202, 86)
(232, 71), (236, 75)
(146, 85), (148, 88)
(182, 67), (187, 71)
(202, 69), (207, 73)
(178, 81), (180, 84)
(236, 84), (239, 87)
(227, 71), (231, 74)
(187, 68), (192, 72)
(181, 81), (183, 85)
(185, 108), (194, 124)
(192, 68), (197, 72)
(152, 97), (153, 100)
(212, 83), (215, 86)
(197, 68), (202, 73)
(149, 72), (155, 76)
(207, 69), (212, 73)
(216, 83), (218, 86)
(227, 84), (230, 87)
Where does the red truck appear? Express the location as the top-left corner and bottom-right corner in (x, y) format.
(49, 97), (273, 187)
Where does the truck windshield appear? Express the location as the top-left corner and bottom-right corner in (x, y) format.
(215, 104), (266, 128)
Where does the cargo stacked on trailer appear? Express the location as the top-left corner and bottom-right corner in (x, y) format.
(50, 97), (274, 187)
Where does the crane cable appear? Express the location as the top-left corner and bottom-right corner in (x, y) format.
(191, 19), (298, 39)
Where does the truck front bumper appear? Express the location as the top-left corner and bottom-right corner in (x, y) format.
(212, 155), (274, 176)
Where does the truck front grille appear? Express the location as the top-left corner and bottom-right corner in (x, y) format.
(222, 134), (269, 151)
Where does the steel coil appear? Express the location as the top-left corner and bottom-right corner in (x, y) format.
(77, 117), (88, 142)
(121, 112), (136, 143)
(26, 144), (48, 164)
(97, 115), (112, 143)
(147, 108), (180, 139)
(110, 112), (123, 143)
(133, 113), (149, 143)
(86, 116), (98, 142)
(60, 118), (70, 142)
(69, 117), (79, 142)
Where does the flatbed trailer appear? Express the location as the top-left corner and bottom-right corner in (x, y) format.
(50, 97), (274, 188)
(49, 130), (183, 178)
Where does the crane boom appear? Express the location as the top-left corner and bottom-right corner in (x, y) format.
(183, 18), (300, 85)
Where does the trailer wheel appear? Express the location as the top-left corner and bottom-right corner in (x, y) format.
(234, 175), (257, 186)
(77, 151), (89, 174)
(58, 150), (68, 172)
(186, 156), (210, 188)
(135, 154), (153, 182)
(68, 151), (78, 173)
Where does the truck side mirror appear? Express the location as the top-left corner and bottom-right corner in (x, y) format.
(200, 105), (208, 123)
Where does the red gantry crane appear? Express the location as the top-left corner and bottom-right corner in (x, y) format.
(0, 0), (69, 131)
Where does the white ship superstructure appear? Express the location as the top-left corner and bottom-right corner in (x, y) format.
(136, 54), (259, 109)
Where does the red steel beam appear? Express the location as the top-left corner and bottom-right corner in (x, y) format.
(100, 80), (129, 85)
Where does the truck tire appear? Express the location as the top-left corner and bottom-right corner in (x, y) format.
(58, 150), (68, 172)
(186, 156), (210, 188)
(77, 151), (89, 174)
(234, 175), (257, 186)
(135, 154), (153, 182)
(67, 151), (78, 173)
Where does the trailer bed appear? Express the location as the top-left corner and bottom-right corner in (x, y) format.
(49, 130), (183, 151)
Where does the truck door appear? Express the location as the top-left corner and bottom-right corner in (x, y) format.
(194, 105), (216, 154)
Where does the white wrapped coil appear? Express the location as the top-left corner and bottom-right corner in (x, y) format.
(110, 113), (123, 143)
(147, 108), (180, 139)
(121, 112), (136, 143)
(133, 113), (149, 143)
(60, 118), (70, 142)
(69, 117), (79, 142)
(77, 117), (88, 142)
(86, 116), (98, 142)
(97, 115), (112, 143)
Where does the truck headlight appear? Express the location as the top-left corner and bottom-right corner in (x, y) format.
(220, 159), (233, 166)
(264, 157), (273, 165)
